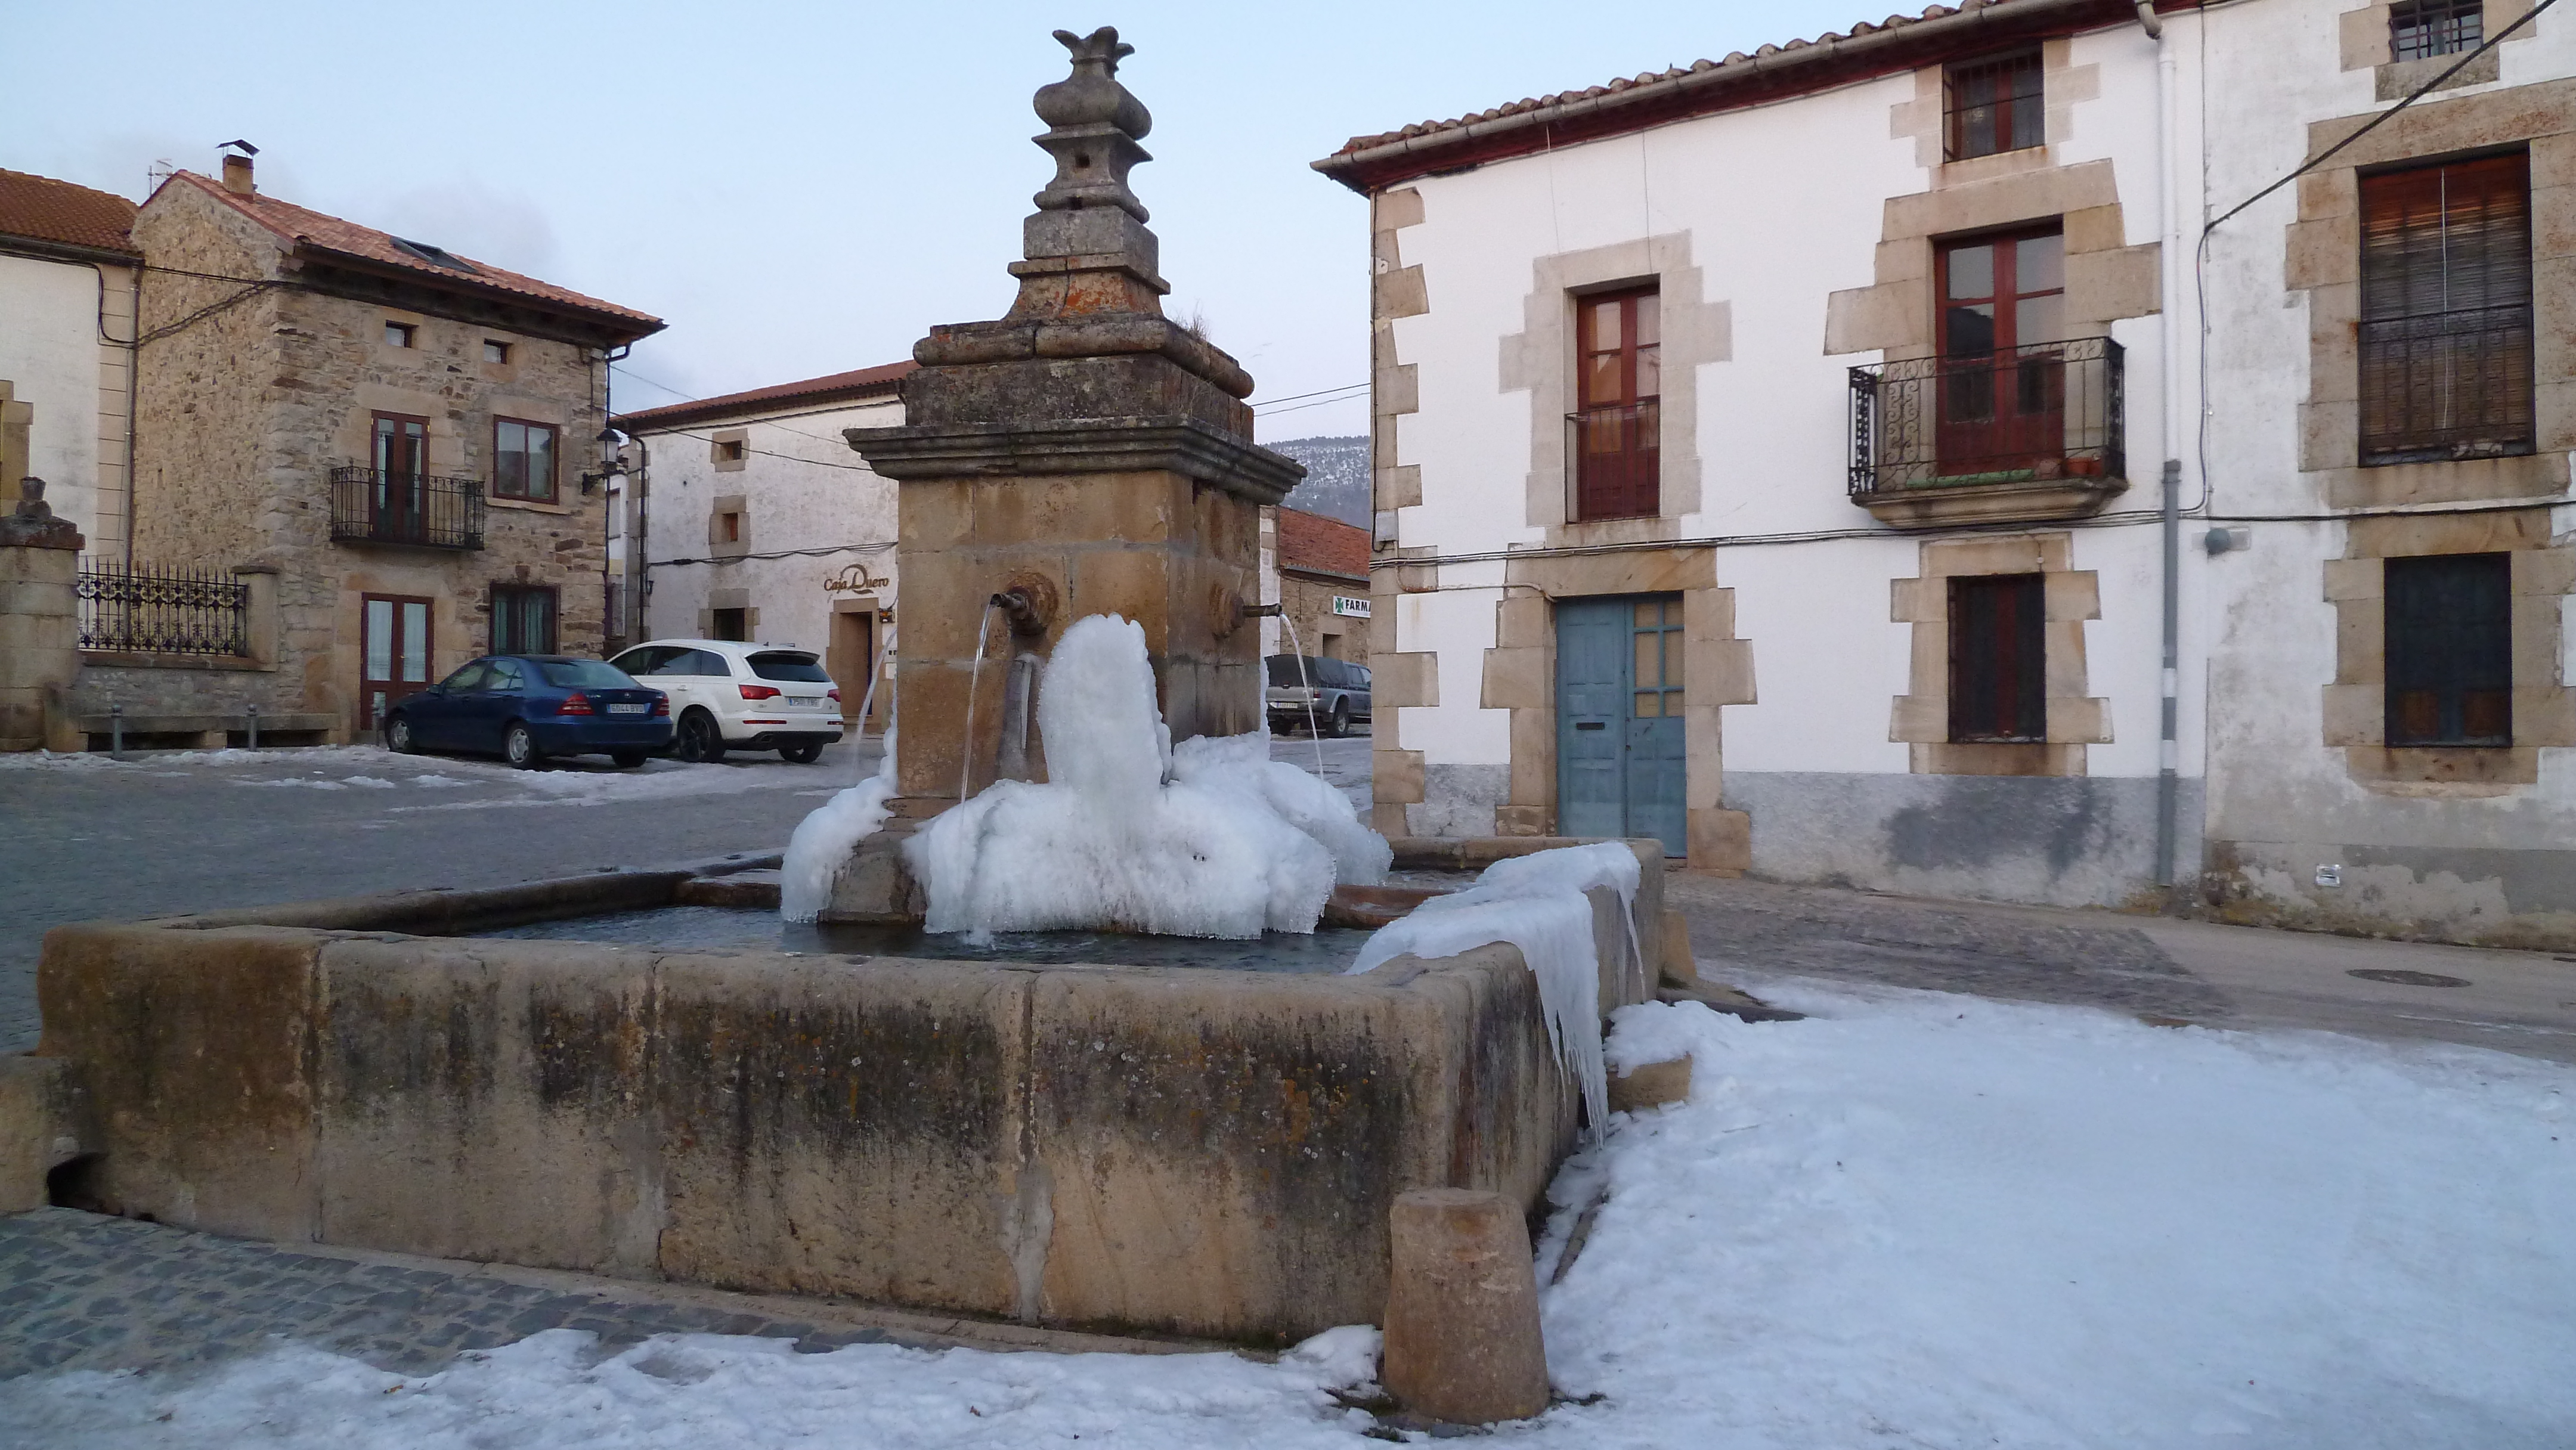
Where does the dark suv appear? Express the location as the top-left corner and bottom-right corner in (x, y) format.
(1266, 654), (1372, 737)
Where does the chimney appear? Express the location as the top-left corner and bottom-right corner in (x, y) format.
(221, 153), (254, 196)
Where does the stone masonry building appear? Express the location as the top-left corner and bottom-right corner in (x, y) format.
(126, 151), (662, 741)
(1271, 505), (1373, 664)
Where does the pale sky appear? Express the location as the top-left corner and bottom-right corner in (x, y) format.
(7, 1), (1875, 442)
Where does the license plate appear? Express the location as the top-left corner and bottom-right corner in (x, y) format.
(607, 703), (649, 715)
(789, 696), (819, 707)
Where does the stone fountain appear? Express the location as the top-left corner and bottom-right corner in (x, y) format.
(9, 29), (1680, 1353)
(826, 26), (1305, 925)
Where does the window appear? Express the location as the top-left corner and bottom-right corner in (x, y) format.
(1946, 50), (2045, 161)
(1936, 228), (2067, 476)
(2386, 552), (2512, 745)
(714, 438), (746, 464)
(711, 608), (748, 642)
(493, 418), (559, 501)
(483, 339), (511, 364)
(715, 510), (743, 543)
(1949, 574), (2045, 742)
(491, 584), (558, 655)
(2360, 152), (2533, 465)
(747, 651), (833, 683)
(1630, 597), (1685, 719)
(2391, 0), (2483, 59)
(384, 321), (416, 348)
(1571, 285), (1660, 519)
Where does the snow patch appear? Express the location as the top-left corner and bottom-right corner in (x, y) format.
(780, 733), (897, 924)
(341, 776), (397, 789)
(1347, 841), (1640, 1135)
(905, 615), (1383, 938)
(233, 777), (348, 791)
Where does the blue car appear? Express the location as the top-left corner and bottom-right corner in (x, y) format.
(383, 654), (673, 769)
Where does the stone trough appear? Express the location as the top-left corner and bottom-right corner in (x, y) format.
(11, 841), (1671, 1346)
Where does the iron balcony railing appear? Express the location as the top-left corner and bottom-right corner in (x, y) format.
(329, 466), (485, 550)
(1849, 336), (2124, 498)
(2358, 302), (2535, 465)
(76, 559), (249, 656)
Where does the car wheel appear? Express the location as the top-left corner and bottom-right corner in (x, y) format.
(384, 715), (416, 754)
(1327, 701), (1352, 738)
(503, 721), (543, 770)
(611, 749), (648, 769)
(779, 740), (826, 764)
(674, 710), (726, 764)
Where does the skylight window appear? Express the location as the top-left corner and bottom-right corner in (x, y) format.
(389, 237), (480, 274)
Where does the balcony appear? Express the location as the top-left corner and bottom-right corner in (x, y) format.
(1848, 336), (2126, 528)
(329, 467), (485, 550)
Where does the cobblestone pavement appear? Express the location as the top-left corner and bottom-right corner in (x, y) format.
(0, 1209), (1193, 1384)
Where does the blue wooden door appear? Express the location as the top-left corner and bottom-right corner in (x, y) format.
(1555, 595), (1688, 857)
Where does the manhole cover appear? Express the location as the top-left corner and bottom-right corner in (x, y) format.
(2348, 968), (2471, 988)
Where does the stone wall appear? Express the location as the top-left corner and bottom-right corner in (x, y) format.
(1280, 569), (1370, 664)
(35, 896), (1578, 1344)
(131, 181), (614, 740)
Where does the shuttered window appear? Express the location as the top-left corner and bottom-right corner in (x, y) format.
(1949, 574), (2046, 742)
(2359, 152), (2534, 465)
(1571, 286), (1661, 519)
(2386, 553), (2513, 746)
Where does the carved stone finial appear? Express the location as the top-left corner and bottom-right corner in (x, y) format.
(0, 476), (82, 550)
(1029, 24), (1154, 222)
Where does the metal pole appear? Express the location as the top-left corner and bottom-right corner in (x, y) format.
(246, 702), (259, 751)
(2156, 457), (2181, 891)
(110, 703), (123, 759)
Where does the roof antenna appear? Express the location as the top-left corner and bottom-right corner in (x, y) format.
(218, 139), (259, 156)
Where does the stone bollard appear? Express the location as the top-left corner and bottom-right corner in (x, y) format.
(1382, 1188), (1550, 1425)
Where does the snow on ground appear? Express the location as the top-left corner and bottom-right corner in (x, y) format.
(7, 987), (2572, 1448)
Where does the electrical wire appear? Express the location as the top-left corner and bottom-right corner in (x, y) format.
(649, 540), (897, 568)
(1251, 382), (1370, 409)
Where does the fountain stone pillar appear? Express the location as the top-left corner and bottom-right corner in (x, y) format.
(831, 26), (1305, 922)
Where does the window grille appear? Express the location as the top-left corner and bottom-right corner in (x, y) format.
(2359, 152), (2533, 464)
(1946, 51), (2044, 161)
(1949, 574), (2046, 742)
(2385, 553), (2512, 746)
(2390, 0), (2483, 60)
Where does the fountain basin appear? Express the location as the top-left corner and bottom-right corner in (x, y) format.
(24, 844), (1665, 1344)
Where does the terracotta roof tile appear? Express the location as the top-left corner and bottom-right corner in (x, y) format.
(1319, 0), (2106, 178)
(1278, 507), (1370, 581)
(165, 171), (659, 331)
(0, 168), (139, 258)
(612, 361), (916, 432)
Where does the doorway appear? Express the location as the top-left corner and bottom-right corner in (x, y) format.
(359, 593), (433, 733)
(1555, 594), (1687, 857)
(370, 413), (429, 539)
(1935, 228), (2064, 478)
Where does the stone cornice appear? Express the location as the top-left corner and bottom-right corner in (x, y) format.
(845, 417), (1305, 505)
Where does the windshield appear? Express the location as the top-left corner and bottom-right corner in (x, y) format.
(536, 658), (641, 689)
(1265, 655), (1317, 687)
(747, 651), (832, 683)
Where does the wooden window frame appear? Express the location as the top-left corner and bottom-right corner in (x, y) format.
(2385, 552), (2513, 746)
(1948, 573), (2047, 743)
(2358, 150), (2535, 466)
(1571, 284), (1661, 521)
(492, 416), (560, 503)
(384, 321), (416, 349)
(482, 339), (511, 364)
(1945, 49), (2045, 163)
(358, 592), (435, 732)
(489, 583), (559, 655)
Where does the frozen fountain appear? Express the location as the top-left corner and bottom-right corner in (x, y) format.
(16, 27), (1681, 1353)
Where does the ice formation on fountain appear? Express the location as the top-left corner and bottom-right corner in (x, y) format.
(1345, 842), (1642, 1136)
(780, 731), (897, 924)
(904, 614), (1389, 938)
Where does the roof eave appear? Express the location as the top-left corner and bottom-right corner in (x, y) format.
(0, 233), (141, 267)
(286, 241), (665, 345)
(614, 383), (908, 435)
(1312, 0), (2143, 193)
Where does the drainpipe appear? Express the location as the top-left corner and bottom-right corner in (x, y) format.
(2143, 1), (2182, 897)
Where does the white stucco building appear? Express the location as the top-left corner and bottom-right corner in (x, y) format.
(0, 168), (140, 559)
(1317, 0), (2576, 946)
(614, 362), (910, 728)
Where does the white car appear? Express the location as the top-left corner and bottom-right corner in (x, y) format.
(606, 639), (844, 763)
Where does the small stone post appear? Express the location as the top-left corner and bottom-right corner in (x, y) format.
(1381, 1188), (1552, 1425)
(0, 477), (86, 753)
